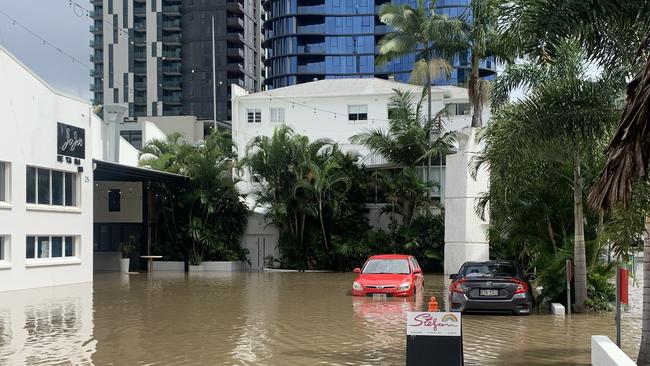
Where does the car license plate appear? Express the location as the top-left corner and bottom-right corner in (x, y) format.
(480, 289), (499, 296)
(372, 293), (388, 300)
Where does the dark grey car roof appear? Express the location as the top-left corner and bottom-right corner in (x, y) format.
(462, 260), (515, 265)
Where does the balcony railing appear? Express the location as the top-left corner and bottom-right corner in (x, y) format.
(133, 66), (147, 74)
(297, 5), (325, 13)
(133, 82), (147, 89)
(227, 18), (244, 29)
(163, 94), (182, 103)
(134, 51), (147, 59)
(162, 35), (182, 43)
(162, 80), (182, 88)
(134, 95), (147, 103)
(227, 47), (244, 59)
(162, 5), (181, 14)
(163, 65), (182, 73)
(162, 20), (181, 29)
(162, 50), (182, 58)
(298, 44), (325, 54)
(297, 24), (324, 33)
(297, 64), (325, 73)
(134, 7), (146, 16)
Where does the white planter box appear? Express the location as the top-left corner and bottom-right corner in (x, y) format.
(189, 264), (204, 272)
(119, 258), (130, 273)
(152, 261), (185, 271)
(591, 335), (636, 366)
(201, 261), (247, 272)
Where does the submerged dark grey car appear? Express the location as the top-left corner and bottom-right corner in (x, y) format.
(448, 261), (533, 315)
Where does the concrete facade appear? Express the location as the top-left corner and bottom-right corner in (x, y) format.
(90, 0), (263, 122)
(0, 46), (97, 291)
(444, 127), (490, 275)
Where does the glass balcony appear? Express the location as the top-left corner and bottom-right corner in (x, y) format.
(163, 64), (182, 73)
(227, 48), (244, 59)
(162, 5), (181, 15)
(133, 66), (147, 74)
(297, 63), (325, 73)
(227, 18), (244, 29)
(133, 82), (147, 89)
(162, 35), (182, 44)
(162, 80), (182, 89)
(162, 20), (181, 29)
(297, 24), (324, 33)
(163, 94), (182, 103)
(134, 7), (146, 16)
(134, 51), (147, 60)
(297, 5), (325, 13)
(134, 95), (147, 104)
(298, 43), (325, 54)
(162, 50), (182, 59)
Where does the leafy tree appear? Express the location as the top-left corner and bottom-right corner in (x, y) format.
(478, 43), (621, 312)
(140, 131), (248, 265)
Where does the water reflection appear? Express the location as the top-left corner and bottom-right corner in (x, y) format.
(0, 269), (643, 365)
(0, 283), (95, 365)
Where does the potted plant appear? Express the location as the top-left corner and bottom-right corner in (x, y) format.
(119, 236), (136, 273)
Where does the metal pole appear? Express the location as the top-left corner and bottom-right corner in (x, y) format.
(566, 259), (571, 315)
(616, 265), (621, 347)
(211, 15), (217, 132)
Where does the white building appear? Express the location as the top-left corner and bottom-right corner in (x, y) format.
(0, 46), (98, 291)
(232, 78), (490, 272)
(231, 78), (473, 204)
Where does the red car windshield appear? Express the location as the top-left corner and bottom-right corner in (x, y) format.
(362, 259), (410, 274)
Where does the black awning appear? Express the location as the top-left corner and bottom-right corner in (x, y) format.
(93, 159), (187, 184)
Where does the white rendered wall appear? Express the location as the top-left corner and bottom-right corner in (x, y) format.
(231, 84), (456, 198)
(591, 336), (636, 366)
(0, 48), (95, 291)
(444, 127), (490, 275)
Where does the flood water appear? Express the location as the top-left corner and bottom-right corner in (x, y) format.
(0, 267), (643, 365)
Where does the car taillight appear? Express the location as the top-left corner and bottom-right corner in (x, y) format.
(512, 278), (529, 294)
(450, 279), (465, 294)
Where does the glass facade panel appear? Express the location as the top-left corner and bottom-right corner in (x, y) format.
(26, 167), (36, 204)
(52, 237), (63, 258)
(37, 169), (50, 205)
(65, 237), (75, 257)
(264, 0), (495, 88)
(26, 236), (35, 259)
(52, 171), (64, 206)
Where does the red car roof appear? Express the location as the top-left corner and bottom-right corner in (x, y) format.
(368, 254), (411, 260)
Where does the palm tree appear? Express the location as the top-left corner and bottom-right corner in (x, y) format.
(480, 43), (621, 312)
(377, 0), (463, 124)
(138, 132), (192, 173)
(497, 0), (650, 359)
(351, 90), (455, 169)
(295, 159), (351, 251)
(244, 125), (336, 268)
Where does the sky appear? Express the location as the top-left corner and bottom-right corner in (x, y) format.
(0, 0), (92, 100)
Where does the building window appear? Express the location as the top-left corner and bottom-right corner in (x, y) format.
(26, 236), (77, 260)
(0, 161), (8, 203)
(108, 189), (121, 212)
(26, 167), (78, 207)
(120, 130), (143, 149)
(446, 103), (471, 116)
(348, 105), (368, 121)
(247, 108), (261, 123)
(0, 236), (8, 262)
(270, 107), (285, 123)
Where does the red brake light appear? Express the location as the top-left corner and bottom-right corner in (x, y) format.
(512, 278), (529, 294)
(450, 278), (466, 294)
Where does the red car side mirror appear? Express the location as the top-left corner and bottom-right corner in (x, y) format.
(353, 268), (361, 274)
(413, 268), (422, 274)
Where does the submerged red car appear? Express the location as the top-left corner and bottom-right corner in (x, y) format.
(352, 254), (424, 297)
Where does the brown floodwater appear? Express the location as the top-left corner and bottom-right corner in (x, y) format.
(0, 266), (643, 365)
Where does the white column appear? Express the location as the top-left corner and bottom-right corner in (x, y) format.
(444, 127), (489, 275)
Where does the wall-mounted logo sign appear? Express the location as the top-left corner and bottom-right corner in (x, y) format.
(406, 312), (462, 337)
(57, 122), (85, 159)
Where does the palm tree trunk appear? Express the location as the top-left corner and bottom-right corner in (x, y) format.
(318, 200), (329, 251)
(573, 161), (587, 313)
(470, 50), (482, 128)
(638, 217), (650, 364)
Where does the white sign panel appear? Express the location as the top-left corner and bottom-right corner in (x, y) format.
(406, 312), (462, 337)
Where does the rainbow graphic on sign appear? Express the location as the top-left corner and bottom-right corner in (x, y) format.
(440, 314), (458, 323)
